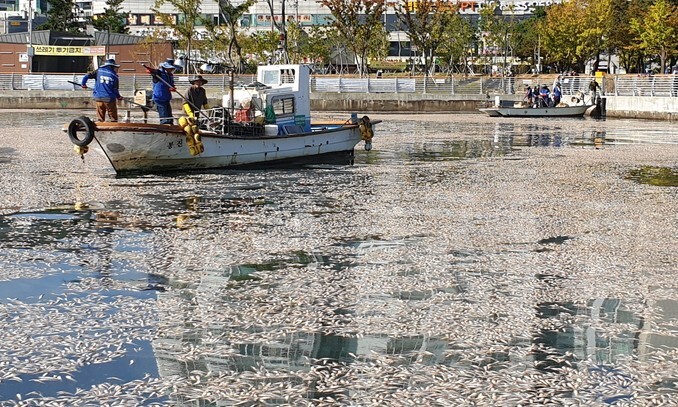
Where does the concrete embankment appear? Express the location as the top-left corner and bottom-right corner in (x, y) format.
(0, 90), (675, 120)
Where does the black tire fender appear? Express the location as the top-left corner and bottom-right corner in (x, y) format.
(68, 116), (95, 147)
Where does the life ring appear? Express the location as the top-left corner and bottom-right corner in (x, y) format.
(67, 116), (95, 147)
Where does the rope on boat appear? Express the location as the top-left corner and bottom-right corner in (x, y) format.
(67, 116), (96, 158)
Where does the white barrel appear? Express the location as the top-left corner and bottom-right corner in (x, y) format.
(265, 124), (279, 136)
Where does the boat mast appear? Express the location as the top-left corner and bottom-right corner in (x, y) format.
(228, 68), (235, 115)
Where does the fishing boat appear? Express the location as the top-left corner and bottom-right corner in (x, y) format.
(479, 100), (593, 118)
(64, 64), (377, 175)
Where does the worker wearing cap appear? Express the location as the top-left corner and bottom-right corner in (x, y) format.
(146, 59), (179, 124)
(81, 58), (123, 122)
(183, 75), (209, 119)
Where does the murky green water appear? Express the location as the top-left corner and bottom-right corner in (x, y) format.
(0, 111), (676, 405)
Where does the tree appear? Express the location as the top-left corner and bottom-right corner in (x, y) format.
(320, 0), (388, 76)
(92, 0), (130, 34)
(540, 0), (589, 72)
(222, 0), (255, 66)
(629, 0), (678, 72)
(395, 0), (460, 76)
(511, 8), (545, 72)
(241, 30), (280, 64)
(435, 10), (474, 75)
(603, 0), (632, 72)
(262, 0), (291, 63)
(39, 0), (82, 32)
(193, 0), (254, 71)
(286, 22), (336, 65)
(579, 0), (618, 73)
(478, 1), (519, 75)
(153, 0), (204, 73)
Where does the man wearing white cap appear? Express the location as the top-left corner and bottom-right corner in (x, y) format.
(81, 58), (123, 122)
(146, 58), (180, 124)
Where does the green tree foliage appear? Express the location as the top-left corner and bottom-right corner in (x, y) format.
(477, 1), (503, 54)
(39, 0), (82, 32)
(153, 0), (204, 72)
(395, 0), (461, 76)
(435, 11), (475, 75)
(202, 0), (255, 69)
(240, 30), (280, 65)
(511, 8), (545, 71)
(540, 0), (590, 72)
(92, 0), (130, 34)
(629, 0), (678, 72)
(286, 23), (336, 66)
(320, 0), (388, 76)
(478, 1), (520, 75)
(604, 0), (632, 71)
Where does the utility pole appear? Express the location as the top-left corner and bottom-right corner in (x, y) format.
(537, 34), (541, 74)
(27, 0), (33, 73)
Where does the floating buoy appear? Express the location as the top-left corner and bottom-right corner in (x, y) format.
(179, 117), (204, 156)
(358, 115), (374, 150)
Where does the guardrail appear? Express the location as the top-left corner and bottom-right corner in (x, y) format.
(611, 75), (678, 97)
(1, 72), (676, 98)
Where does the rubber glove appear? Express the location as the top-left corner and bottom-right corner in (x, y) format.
(183, 103), (194, 117)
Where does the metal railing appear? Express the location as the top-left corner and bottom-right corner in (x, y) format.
(611, 75), (678, 97)
(1, 72), (676, 98)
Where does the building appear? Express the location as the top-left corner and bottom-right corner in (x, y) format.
(1, 0), (560, 73)
(0, 29), (172, 73)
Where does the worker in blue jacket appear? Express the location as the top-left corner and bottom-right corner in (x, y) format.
(146, 59), (179, 124)
(81, 58), (123, 122)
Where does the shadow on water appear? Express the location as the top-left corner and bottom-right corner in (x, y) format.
(220, 250), (353, 282)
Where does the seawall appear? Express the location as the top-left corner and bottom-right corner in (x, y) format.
(0, 90), (675, 121)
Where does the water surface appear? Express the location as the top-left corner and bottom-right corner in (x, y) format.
(0, 111), (676, 405)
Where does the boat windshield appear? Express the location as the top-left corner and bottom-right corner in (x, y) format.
(260, 68), (296, 86)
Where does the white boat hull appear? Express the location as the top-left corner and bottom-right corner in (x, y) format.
(86, 122), (369, 174)
(480, 104), (592, 118)
(66, 64), (377, 175)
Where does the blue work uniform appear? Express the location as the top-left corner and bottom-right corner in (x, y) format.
(150, 68), (175, 124)
(81, 65), (121, 102)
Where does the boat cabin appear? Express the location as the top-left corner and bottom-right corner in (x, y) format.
(221, 64), (312, 136)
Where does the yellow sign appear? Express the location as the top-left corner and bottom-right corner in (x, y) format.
(34, 46), (106, 56)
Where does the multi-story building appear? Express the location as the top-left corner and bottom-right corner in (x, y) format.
(2, 0), (559, 72)
(86, 0), (559, 37)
